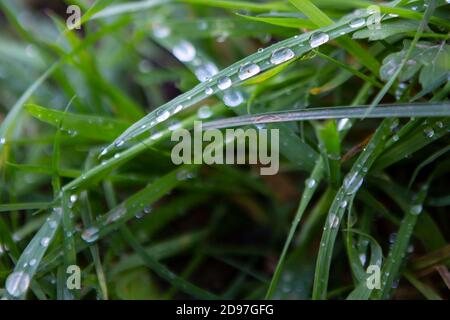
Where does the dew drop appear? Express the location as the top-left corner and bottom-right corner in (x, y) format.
(223, 90), (244, 107)
(156, 110), (171, 123)
(343, 172), (364, 195)
(337, 118), (351, 131)
(309, 32), (329, 48)
(40, 237), (50, 247)
(114, 153), (121, 159)
(340, 200), (348, 209)
(177, 169), (195, 181)
(217, 76), (232, 90)
(5, 271), (30, 297)
(172, 40), (196, 62)
(436, 121), (444, 129)
(81, 227), (99, 243)
(48, 220), (57, 229)
(359, 253), (367, 266)
(423, 127), (434, 138)
(115, 139), (125, 148)
(29, 259), (37, 266)
(270, 47), (295, 65)
(174, 104), (184, 114)
(197, 106), (212, 119)
(205, 87), (213, 95)
(195, 62), (219, 82)
(153, 24), (171, 38)
(389, 233), (397, 244)
(328, 214), (340, 229)
(410, 204), (422, 215)
(305, 178), (316, 188)
(0, 137), (5, 145)
(349, 18), (366, 28)
(238, 63), (261, 80)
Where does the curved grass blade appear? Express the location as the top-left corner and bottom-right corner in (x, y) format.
(312, 118), (395, 299)
(202, 103), (450, 130)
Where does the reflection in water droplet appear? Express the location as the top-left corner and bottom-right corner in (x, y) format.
(172, 41), (196, 62)
(217, 76), (232, 90)
(81, 227), (99, 243)
(309, 32), (329, 48)
(195, 63), (219, 82)
(349, 18), (366, 28)
(270, 47), (295, 65)
(198, 106), (212, 119)
(40, 237), (50, 247)
(5, 271), (30, 297)
(238, 63), (261, 80)
(223, 90), (244, 107)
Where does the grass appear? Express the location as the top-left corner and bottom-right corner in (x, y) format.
(0, 0), (449, 300)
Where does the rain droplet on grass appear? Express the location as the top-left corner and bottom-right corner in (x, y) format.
(328, 214), (340, 229)
(423, 127), (434, 138)
(217, 76), (232, 90)
(270, 47), (295, 65)
(309, 32), (329, 48)
(198, 106), (212, 119)
(29, 259), (37, 266)
(81, 227), (99, 243)
(174, 104), (184, 114)
(172, 40), (196, 62)
(5, 271), (30, 297)
(156, 110), (171, 123)
(349, 18), (366, 28)
(0, 137), (5, 145)
(223, 90), (244, 107)
(238, 63), (261, 80)
(410, 204), (422, 215)
(305, 178), (316, 188)
(115, 139), (124, 148)
(48, 220), (57, 229)
(40, 237), (50, 247)
(205, 87), (213, 95)
(343, 172), (364, 195)
(153, 24), (171, 38)
(195, 62), (219, 82)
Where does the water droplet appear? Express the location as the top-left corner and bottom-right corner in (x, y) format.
(392, 134), (399, 142)
(115, 140), (124, 148)
(337, 118), (351, 131)
(5, 271), (30, 297)
(217, 76), (232, 90)
(305, 178), (316, 188)
(238, 63), (261, 80)
(195, 63), (219, 82)
(144, 206), (153, 214)
(172, 40), (196, 62)
(389, 233), (397, 244)
(388, 13), (399, 17)
(48, 220), (57, 229)
(29, 259), (37, 266)
(205, 87), (213, 95)
(198, 106), (212, 119)
(423, 127), (434, 138)
(270, 47), (295, 65)
(0, 137), (5, 145)
(156, 110), (170, 123)
(40, 237), (50, 247)
(343, 172), (364, 195)
(70, 194), (78, 203)
(223, 90), (244, 107)
(177, 169), (195, 181)
(359, 253), (366, 266)
(150, 131), (163, 140)
(328, 214), (340, 229)
(349, 18), (366, 28)
(436, 121), (444, 129)
(174, 104), (184, 114)
(153, 24), (171, 38)
(81, 227), (99, 243)
(340, 200), (348, 209)
(309, 32), (329, 48)
(410, 204), (422, 215)
(114, 153), (121, 159)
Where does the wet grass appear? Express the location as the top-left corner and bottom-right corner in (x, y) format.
(0, 0), (449, 300)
